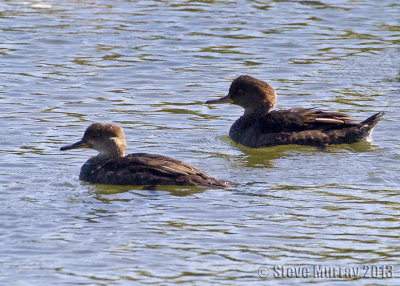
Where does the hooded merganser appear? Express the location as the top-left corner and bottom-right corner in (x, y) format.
(206, 75), (384, 147)
(60, 123), (233, 187)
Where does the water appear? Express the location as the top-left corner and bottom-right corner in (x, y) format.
(1, 0), (399, 284)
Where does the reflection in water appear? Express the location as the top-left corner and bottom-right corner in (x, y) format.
(225, 130), (378, 168)
(230, 142), (315, 168)
(91, 183), (210, 199)
(324, 141), (378, 153)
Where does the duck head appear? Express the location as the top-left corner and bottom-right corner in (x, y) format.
(206, 75), (277, 114)
(60, 123), (127, 159)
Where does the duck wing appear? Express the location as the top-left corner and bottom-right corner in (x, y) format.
(85, 153), (231, 187)
(123, 153), (209, 177)
(262, 108), (355, 133)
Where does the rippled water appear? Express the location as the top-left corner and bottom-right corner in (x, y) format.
(1, 0), (400, 284)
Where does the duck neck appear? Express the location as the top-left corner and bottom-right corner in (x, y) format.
(95, 138), (126, 161)
(243, 103), (271, 116)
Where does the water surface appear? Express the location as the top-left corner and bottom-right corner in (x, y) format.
(1, 0), (400, 284)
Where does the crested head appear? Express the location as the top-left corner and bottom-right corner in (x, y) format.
(83, 123), (125, 142)
(205, 75), (277, 115)
(60, 123), (127, 159)
(229, 75), (277, 113)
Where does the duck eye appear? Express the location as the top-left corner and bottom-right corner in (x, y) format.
(237, 89), (243, 95)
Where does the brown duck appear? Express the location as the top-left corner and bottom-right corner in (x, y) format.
(206, 75), (384, 148)
(60, 123), (233, 187)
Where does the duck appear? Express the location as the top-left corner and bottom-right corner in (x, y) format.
(60, 123), (233, 187)
(206, 75), (384, 148)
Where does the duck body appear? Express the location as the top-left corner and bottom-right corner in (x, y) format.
(229, 108), (384, 148)
(80, 152), (229, 187)
(206, 75), (384, 148)
(61, 123), (232, 187)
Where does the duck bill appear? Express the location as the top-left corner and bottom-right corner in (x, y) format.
(205, 94), (233, 104)
(60, 139), (89, 151)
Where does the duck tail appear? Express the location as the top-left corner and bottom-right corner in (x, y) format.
(358, 111), (384, 142)
(361, 111), (385, 128)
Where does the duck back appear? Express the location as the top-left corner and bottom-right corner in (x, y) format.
(80, 153), (232, 187)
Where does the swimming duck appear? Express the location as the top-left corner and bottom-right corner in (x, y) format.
(60, 123), (233, 187)
(206, 75), (384, 147)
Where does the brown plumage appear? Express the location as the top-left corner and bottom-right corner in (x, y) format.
(60, 123), (234, 187)
(206, 75), (384, 148)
